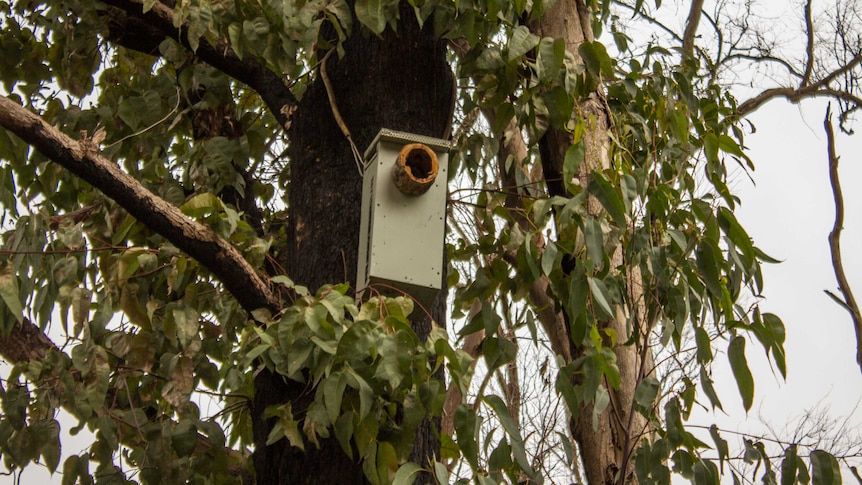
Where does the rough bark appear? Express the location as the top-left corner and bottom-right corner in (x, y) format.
(251, 7), (454, 483)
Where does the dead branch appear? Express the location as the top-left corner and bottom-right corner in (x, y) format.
(0, 96), (279, 315)
(823, 105), (862, 372)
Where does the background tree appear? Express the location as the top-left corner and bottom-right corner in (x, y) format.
(0, 1), (860, 485)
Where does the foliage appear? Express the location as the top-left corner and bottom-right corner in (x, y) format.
(0, 0), (859, 484)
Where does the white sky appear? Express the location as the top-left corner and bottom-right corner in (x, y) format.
(686, 98), (862, 482)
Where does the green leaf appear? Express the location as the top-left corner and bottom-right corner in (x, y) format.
(537, 37), (566, 84)
(541, 241), (558, 276)
(810, 450), (841, 485)
(588, 277), (615, 319)
(484, 395), (537, 480)
(717, 207), (755, 263)
(708, 425), (729, 474)
(589, 172), (627, 227)
(563, 142), (585, 191)
(0, 265), (23, 324)
(180, 192), (224, 218)
(695, 327), (713, 364)
(376, 441), (398, 484)
(583, 216), (604, 269)
(633, 376), (660, 414)
(728, 336), (754, 411)
(393, 462), (422, 485)
(578, 41), (613, 77)
(700, 368), (724, 411)
(781, 444), (799, 485)
(453, 404), (479, 469)
(696, 241), (723, 299)
(506, 26), (540, 61)
(355, 0), (387, 34)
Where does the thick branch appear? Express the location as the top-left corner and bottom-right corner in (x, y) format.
(823, 106), (862, 372)
(682, 0), (705, 58)
(0, 96), (279, 314)
(102, 0), (296, 129)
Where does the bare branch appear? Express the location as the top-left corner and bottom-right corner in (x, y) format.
(802, 0), (816, 85)
(738, 84), (862, 116)
(823, 105), (862, 372)
(102, 0), (296, 129)
(682, 0), (706, 58)
(0, 96), (280, 314)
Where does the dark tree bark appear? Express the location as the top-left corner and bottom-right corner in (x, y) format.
(251, 7), (454, 484)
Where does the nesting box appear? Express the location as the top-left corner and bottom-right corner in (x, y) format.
(356, 129), (450, 310)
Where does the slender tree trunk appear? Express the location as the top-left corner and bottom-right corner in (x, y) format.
(531, 1), (648, 483)
(251, 7), (454, 484)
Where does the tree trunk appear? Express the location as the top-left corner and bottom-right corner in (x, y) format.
(531, 1), (648, 483)
(251, 8), (454, 484)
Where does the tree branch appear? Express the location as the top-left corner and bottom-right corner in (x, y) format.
(823, 105), (862, 372)
(802, 0), (816, 86)
(102, 0), (296, 129)
(738, 84), (862, 116)
(0, 96), (279, 314)
(682, 0), (705, 58)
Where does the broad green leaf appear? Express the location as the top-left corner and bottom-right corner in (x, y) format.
(589, 172), (627, 227)
(588, 277), (615, 319)
(0, 265), (23, 324)
(810, 450), (841, 485)
(700, 368), (724, 411)
(717, 207), (755, 263)
(633, 376), (660, 414)
(578, 41), (614, 77)
(393, 462), (422, 485)
(728, 336), (754, 411)
(541, 241), (558, 276)
(583, 216), (604, 268)
(695, 327), (713, 363)
(537, 37), (566, 84)
(355, 0), (387, 34)
(506, 26), (540, 61)
(696, 241), (723, 298)
(376, 441), (398, 485)
(180, 192), (224, 218)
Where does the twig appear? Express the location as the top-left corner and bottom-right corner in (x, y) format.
(320, 49), (365, 177)
(823, 104), (862, 372)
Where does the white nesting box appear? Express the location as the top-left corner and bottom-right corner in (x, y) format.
(356, 129), (450, 310)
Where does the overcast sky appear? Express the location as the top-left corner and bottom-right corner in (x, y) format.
(683, 97), (862, 481)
